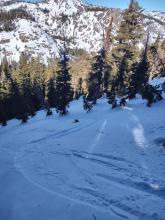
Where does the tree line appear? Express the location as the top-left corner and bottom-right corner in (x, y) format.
(0, 0), (165, 126)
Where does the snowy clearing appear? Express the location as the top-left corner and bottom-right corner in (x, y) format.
(0, 94), (165, 220)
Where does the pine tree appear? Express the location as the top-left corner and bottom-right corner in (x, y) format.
(116, 0), (144, 51)
(131, 35), (164, 106)
(0, 76), (10, 125)
(148, 35), (165, 78)
(45, 76), (56, 108)
(132, 34), (150, 96)
(44, 62), (57, 116)
(29, 57), (46, 110)
(55, 50), (73, 115)
(0, 57), (13, 124)
(74, 77), (83, 99)
(160, 40), (165, 76)
(108, 0), (144, 103)
(116, 53), (128, 96)
(141, 84), (163, 107)
(12, 52), (35, 121)
(87, 48), (110, 104)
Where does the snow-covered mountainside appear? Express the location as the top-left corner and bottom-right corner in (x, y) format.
(0, 78), (165, 220)
(0, 0), (165, 61)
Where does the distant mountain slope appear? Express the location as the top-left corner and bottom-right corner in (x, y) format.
(0, 0), (165, 61)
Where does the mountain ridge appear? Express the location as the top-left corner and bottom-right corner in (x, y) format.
(0, 0), (165, 62)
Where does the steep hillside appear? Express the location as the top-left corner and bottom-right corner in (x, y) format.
(0, 0), (165, 61)
(0, 78), (165, 220)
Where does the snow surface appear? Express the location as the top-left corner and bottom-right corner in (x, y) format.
(0, 81), (165, 220)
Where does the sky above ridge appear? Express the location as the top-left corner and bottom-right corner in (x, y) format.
(85, 0), (165, 11)
(23, 0), (165, 12)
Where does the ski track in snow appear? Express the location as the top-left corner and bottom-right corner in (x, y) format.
(14, 145), (165, 220)
(88, 119), (108, 155)
(1, 93), (165, 220)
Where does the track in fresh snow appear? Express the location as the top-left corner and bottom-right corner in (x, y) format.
(15, 113), (165, 220)
(88, 119), (108, 154)
(15, 146), (165, 220)
(1, 96), (165, 220)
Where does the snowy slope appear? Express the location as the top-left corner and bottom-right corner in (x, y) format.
(0, 19), (60, 62)
(0, 0), (165, 61)
(0, 79), (165, 220)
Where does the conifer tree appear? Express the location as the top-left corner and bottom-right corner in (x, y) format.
(87, 48), (110, 104)
(0, 57), (13, 124)
(116, 0), (144, 50)
(12, 52), (35, 121)
(29, 57), (46, 110)
(74, 77), (83, 99)
(108, 0), (144, 103)
(148, 35), (165, 78)
(44, 62), (57, 116)
(132, 34), (150, 96)
(45, 73), (56, 108)
(55, 50), (73, 115)
(132, 35), (163, 106)
(0, 76), (10, 125)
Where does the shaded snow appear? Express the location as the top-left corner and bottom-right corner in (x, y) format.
(0, 86), (165, 219)
(150, 77), (165, 87)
